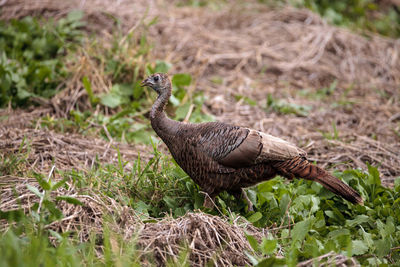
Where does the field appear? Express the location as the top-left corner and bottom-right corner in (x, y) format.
(1, 0), (400, 266)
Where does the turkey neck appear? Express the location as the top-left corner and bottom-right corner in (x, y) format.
(150, 85), (182, 144)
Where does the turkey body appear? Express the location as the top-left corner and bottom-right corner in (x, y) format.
(142, 73), (363, 207)
(166, 122), (283, 197)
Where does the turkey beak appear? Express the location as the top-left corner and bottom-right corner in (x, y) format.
(141, 78), (152, 87)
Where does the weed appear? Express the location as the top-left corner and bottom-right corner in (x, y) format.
(320, 120), (340, 140)
(235, 94), (258, 107)
(0, 11), (84, 107)
(266, 94), (312, 117)
(278, 0), (400, 37)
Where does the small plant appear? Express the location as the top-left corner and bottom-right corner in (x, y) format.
(266, 94), (312, 117)
(0, 11), (84, 107)
(235, 94), (258, 107)
(320, 120), (340, 140)
(282, 0), (400, 37)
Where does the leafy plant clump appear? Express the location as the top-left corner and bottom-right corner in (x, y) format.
(0, 11), (84, 108)
(240, 165), (400, 266)
(266, 94), (312, 117)
(283, 0), (400, 37)
(1, 144), (399, 266)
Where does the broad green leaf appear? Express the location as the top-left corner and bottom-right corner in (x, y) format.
(169, 94), (181, 106)
(361, 228), (374, 250)
(351, 240), (369, 255)
(112, 83), (132, 96)
(279, 193), (290, 216)
(328, 229), (350, 239)
(17, 88), (33, 99)
(154, 60), (171, 73)
(48, 229), (64, 242)
(175, 102), (191, 121)
(67, 10), (84, 22)
(375, 239), (391, 257)
(163, 195), (177, 209)
(100, 92), (122, 108)
(245, 233), (259, 251)
(26, 184), (43, 198)
(260, 239), (277, 254)
(133, 81), (144, 99)
(256, 256), (286, 267)
(247, 212), (262, 223)
(346, 215), (370, 227)
(291, 218), (312, 246)
(172, 73), (192, 87)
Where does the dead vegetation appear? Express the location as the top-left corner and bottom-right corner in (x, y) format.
(0, 122), (149, 173)
(0, 175), (138, 242)
(1, 0), (399, 266)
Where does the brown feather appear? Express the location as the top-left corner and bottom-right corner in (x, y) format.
(219, 130), (262, 168)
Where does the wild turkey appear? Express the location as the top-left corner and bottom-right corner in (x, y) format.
(141, 73), (363, 209)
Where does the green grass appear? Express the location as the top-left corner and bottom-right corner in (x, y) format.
(2, 146), (400, 265)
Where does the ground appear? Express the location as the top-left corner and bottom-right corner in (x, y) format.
(1, 0), (400, 266)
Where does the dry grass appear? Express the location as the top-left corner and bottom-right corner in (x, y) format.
(0, 126), (149, 173)
(0, 175), (139, 242)
(137, 212), (264, 266)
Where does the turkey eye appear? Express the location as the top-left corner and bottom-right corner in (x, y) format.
(153, 76), (159, 82)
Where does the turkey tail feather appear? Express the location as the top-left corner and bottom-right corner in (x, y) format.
(275, 157), (363, 204)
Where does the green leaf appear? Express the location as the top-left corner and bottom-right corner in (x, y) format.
(245, 233), (259, 251)
(52, 178), (68, 191)
(256, 257), (286, 267)
(112, 83), (132, 96)
(247, 212), (263, 223)
(154, 60), (171, 73)
(67, 10), (84, 22)
(260, 239), (277, 254)
(33, 173), (51, 191)
(367, 163), (381, 186)
(100, 92), (122, 108)
(351, 240), (369, 255)
(375, 239), (391, 257)
(175, 102), (191, 120)
(56, 196), (83, 206)
(169, 94), (181, 106)
(17, 88), (33, 99)
(172, 73), (192, 87)
(43, 200), (63, 219)
(82, 76), (98, 104)
(163, 195), (177, 209)
(48, 229), (64, 242)
(26, 184), (43, 198)
(346, 215), (370, 227)
(291, 218), (312, 246)
(133, 81), (144, 99)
